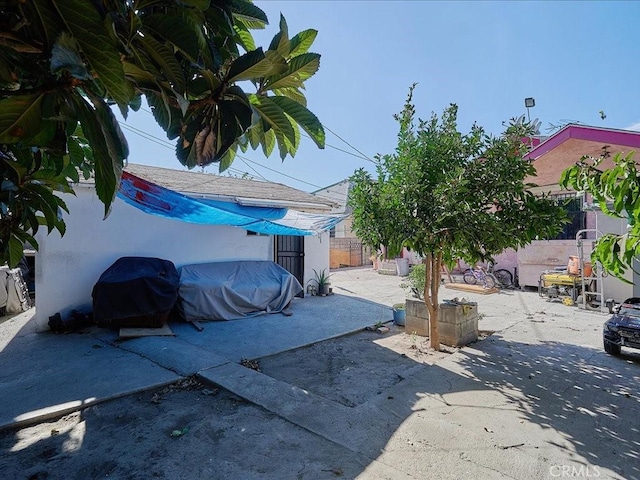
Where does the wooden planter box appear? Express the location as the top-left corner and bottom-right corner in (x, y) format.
(404, 298), (479, 347)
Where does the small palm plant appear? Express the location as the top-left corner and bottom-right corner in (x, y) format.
(311, 268), (332, 295)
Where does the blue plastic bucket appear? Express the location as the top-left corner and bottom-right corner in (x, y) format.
(393, 303), (406, 326)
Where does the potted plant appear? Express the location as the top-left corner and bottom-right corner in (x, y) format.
(311, 268), (332, 296)
(392, 303), (406, 326)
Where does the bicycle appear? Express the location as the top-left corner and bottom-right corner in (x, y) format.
(463, 263), (513, 288)
(463, 265), (498, 289)
(490, 264), (514, 288)
(463, 262), (513, 288)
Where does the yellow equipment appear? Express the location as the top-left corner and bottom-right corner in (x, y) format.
(538, 271), (581, 301)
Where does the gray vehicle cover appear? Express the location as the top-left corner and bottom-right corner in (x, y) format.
(178, 260), (303, 322)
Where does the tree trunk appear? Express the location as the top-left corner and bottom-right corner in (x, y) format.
(422, 252), (442, 351)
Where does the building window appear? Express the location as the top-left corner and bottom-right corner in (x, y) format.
(547, 193), (585, 240)
(329, 226), (336, 238)
(247, 230), (269, 236)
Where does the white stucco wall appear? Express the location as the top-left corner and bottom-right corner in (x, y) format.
(34, 185), (328, 331)
(304, 232), (330, 293)
(596, 212), (633, 302)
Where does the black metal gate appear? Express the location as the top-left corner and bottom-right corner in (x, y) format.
(275, 235), (304, 295)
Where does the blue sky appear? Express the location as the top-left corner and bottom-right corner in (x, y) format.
(117, 1), (640, 192)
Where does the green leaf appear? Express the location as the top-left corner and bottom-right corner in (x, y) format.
(52, 1), (134, 111)
(147, 91), (175, 137)
(0, 95), (45, 144)
(24, 120), (57, 148)
(246, 120), (263, 150)
(179, 0), (211, 10)
(231, 0), (268, 27)
(212, 102), (245, 162)
(264, 53), (320, 91)
(8, 235), (24, 268)
(135, 34), (187, 94)
(261, 128), (276, 157)
(1, 150), (29, 181)
(233, 23), (256, 52)
(142, 13), (200, 62)
(71, 95), (120, 215)
(222, 98), (252, 132)
(249, 95), (296, 146)
(129, 95), (142, 112)
(268, 14), (290, 57)
(289, 29), (318, 58)
(23, 183), (60, 232)
(218, 147), (237, 172)
(91, 95), (129, 162)
(123, 62), (159, 91)
(226, 48), (287, 82)
(270, 96), (324, 148)
(273, 114), (300, 159)
(31, 0), (65, 51)
(0, 51), (15, 85)
(263, 50), (288, 76)
(272, 87), (307, 107)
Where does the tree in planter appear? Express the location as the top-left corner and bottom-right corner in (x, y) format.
(350, 85), (566, 350)
(560, 149), (640, 280)
(0, 1), (324, 266)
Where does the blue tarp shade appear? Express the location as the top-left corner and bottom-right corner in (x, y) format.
(118, 172), (343, 236)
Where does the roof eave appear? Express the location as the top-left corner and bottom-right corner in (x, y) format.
(524, 124), (640, 161)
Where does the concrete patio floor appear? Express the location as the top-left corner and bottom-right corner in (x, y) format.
(0, 285), (391, 431)
(1, 267), (639, 479)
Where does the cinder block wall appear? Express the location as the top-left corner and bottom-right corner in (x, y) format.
(405, 299), (478, 347)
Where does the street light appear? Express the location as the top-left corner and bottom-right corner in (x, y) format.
(524, 97), (535, 122)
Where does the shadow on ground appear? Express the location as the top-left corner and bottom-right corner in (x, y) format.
(2, 300), (640, 479)
(256, 328), (640, 479)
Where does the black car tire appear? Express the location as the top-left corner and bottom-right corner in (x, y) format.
(604, 339), (621, 355)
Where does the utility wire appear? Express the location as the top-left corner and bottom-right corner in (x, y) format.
(119, 122), (257, 181)
(119, 123), (174, 149)
(122, 120), (349, 200)
(324, 125), (376, 163)
(139, 106), (374, 163)
(237, 157), (323, 190)
(300, 131), (372, 162)
(119, 118), (329, 189)
(120, 113), (362, 198)
(237, 157), (269, 181)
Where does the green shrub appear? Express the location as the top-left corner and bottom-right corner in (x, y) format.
(400, 263), (425, 299)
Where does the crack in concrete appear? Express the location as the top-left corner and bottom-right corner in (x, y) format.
(458, 451), (520, 479)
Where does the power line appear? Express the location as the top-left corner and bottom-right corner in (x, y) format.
(237, 156), (323, 190)
(119, 123), (174, 149)
(324, 125), (376, 163)
(119, 122), (260, 180)
(236, 156), (350, 202)
(237, 158), (268, 181)
(299, 131), (373, 162)
(119, 118), (330, 189)
(118, 115), (355, 198)
(138, 106), (374, 163)
(120, 119), (350, 202)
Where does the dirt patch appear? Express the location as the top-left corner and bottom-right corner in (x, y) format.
(259, 325), (456, 407)
(0, 327), (471, 479)
(0, 379), (364, 480)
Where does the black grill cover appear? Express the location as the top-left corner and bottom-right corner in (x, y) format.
(92, 256), (179, 325)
